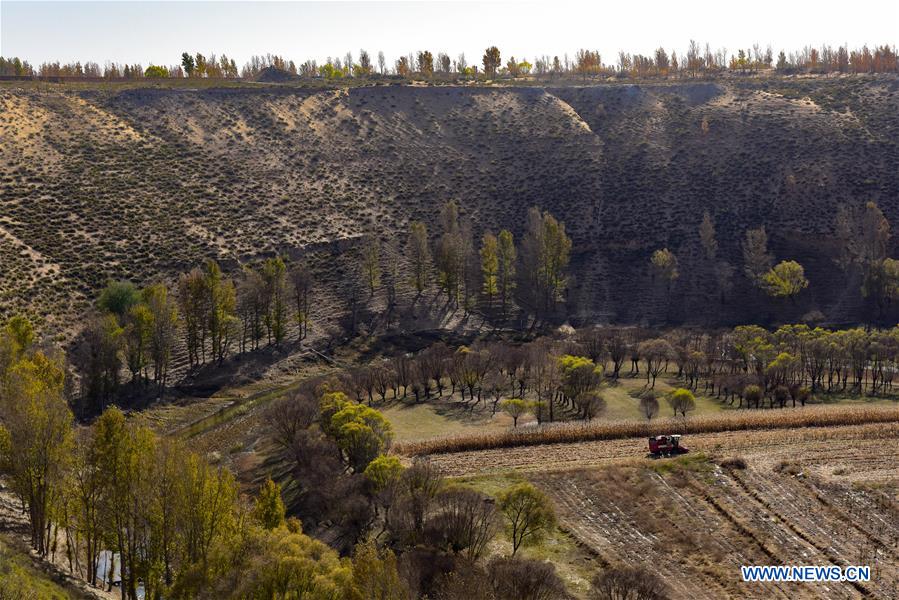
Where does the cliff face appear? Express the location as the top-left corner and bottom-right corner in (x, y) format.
(1, 78), (898, 329)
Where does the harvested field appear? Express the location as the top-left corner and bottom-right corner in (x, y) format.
(426, 421), (899, 477)
(532, 456), (899, 599)
(397, 404), (899, 455)
(431, 419), (899, 597)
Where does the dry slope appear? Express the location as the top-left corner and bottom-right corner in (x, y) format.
(2, 78), (898, 330)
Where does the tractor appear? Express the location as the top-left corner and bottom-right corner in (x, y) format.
(648, 434), (689, 458)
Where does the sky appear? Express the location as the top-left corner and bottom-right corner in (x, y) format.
(2, 0), (897, 68)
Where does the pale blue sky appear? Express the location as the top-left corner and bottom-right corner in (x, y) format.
(2, 1), (897, 68)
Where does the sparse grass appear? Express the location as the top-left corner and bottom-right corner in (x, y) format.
(0, 536), (77, 599)
(396, 404), (899, 455)
(450, 471), (597, 597)
(381, 399), (508, 442)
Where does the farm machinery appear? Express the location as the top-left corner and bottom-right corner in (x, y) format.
(648, 434), (689, 458)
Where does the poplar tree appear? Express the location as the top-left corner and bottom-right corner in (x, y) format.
(480, 232), (499, 307)
(408, 221), (432, 295)
(497, 230), (517, 322)
(362, 237), (382, 296)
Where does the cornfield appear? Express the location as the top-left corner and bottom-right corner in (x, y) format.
(395, 404), (899, 456)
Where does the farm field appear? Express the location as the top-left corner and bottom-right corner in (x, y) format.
(441, 422), (899, 599)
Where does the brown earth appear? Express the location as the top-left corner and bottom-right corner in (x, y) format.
(428, 422), (899, 599)
(2, 78), (898, 334)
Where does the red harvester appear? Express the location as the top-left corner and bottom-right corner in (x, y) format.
(648, 434), (689, 458)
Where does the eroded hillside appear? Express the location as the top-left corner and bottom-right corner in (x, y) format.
(2, 78), (898, 330)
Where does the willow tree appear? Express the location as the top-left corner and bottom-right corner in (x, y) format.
(763, 260), (809, 302)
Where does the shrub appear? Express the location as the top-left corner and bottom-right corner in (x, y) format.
(719, 456), (747, 470)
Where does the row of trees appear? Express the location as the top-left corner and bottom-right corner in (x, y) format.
(74, 255), (314, 414)
(335, 317), (899, 434)
(72, 202), (571, 414)
(577, 323), (899, 407)
(67, 196), (899, 416)
(0, 321), (388, 598)
(0, 318), (564, 600)
(4, 41), (896, 80)
(1, 321), (656, 598)
(649, 201), (897, 320)
(404, 202), (571, 322)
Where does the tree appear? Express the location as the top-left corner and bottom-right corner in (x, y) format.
(520, 208), (571, 320)
(499, 398), (529, 427)
(742, 226), (773, 286)
(409, 221), (432, 295)
(489, 557), (568, 600)
(358, 50), (372, 76)
(261, 257), (288, 344)
(98, 280), (140, 318)
(667, 388), (696, 418)
(763, 260), (809, 301)
(215, 524), (355, 599)
(497, 483), (555, 556)
(559, 355), (603, 404)
(837, 202), (894, 315)
(483, 46), (501, 78)
(253, 477), (286, 530)
(650, 248), (679, 286)
(497, 230), (517, 322)
(417, 50), (434, 77)
(123, 301), (152, 385)
(144, 283), (178, 393)
(637, 339), (675, 389)
(590, 566), (668, 600)
(325, 395), (394, 473)
(177, 267), (208, 366)
(435, 201), (467, 303)
(76, 313), (124, 414)
(289, 261), (313, 340)
(480, 232), (499, 308)
(699, 211), (718, 261)
(0, 350), (73, 556)
(639, 392), (660, 421)
(362, 237), (382, 296)
(3, 315), (34, 358)
(181, 52), (195, 77)
(429, 487), (497, 561)
(92, 406), (156, 600)
(575, 390), (606, 421)
(351, 541), (408, 600)
(144, 65), (167, 78)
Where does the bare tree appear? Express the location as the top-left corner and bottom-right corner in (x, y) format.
(289, 261), (312, 340)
